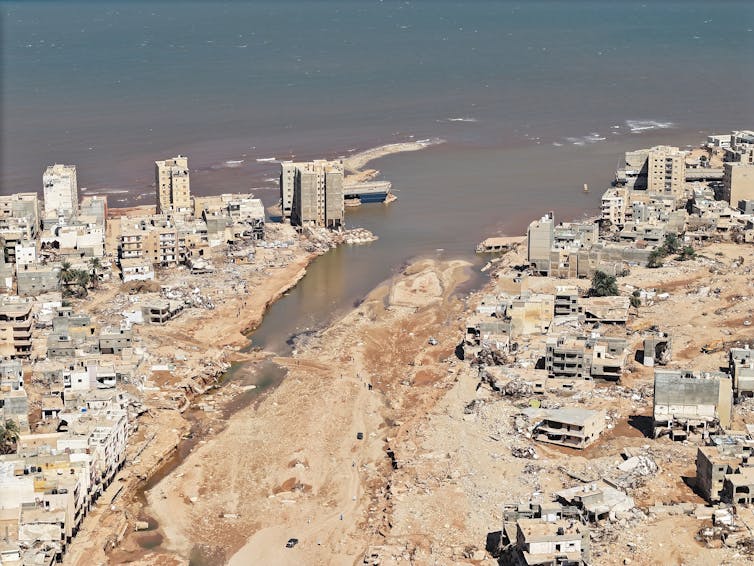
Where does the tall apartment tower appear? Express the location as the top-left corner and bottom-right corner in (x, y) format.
(155, 155), (191, 214)
(279, 161), (298, 220)
(42, 164), (78, 219)
(284, 160), (344, 228)
(527, 212), (554, 275)
(647, 145), (686, 198)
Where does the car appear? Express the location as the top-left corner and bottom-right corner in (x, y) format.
(285, 538), (299, 548)
(356, 432), (364, 440)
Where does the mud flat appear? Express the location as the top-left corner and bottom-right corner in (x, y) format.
(144, 258), (471, 565)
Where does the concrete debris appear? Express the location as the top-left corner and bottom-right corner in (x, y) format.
(511, 446), (538, 459)
(617, 455), (659, 476)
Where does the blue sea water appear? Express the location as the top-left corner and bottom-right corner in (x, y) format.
(1, 0), (753, 347)
(2, 0), (752, 193)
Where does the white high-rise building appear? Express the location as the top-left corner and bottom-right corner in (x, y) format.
(42, 164), (78, 219)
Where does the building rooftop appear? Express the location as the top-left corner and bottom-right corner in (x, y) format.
(517, 518), (584, 540)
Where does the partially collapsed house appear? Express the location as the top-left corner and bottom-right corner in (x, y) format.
(652, 369), (733, 440)
(545, 335), (627, 381)
(529, 407), (606, 450)
(696, 433), (754, 504)
(495, 499), (592, 565)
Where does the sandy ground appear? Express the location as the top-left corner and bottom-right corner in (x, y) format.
(142, 258), (472, 564)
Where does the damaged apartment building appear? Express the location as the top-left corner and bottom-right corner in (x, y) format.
(545, 334), (628, 381)
(279, 159), (344, 229)
(652, 369), (733, 440)
(696, 431), (754, 505)
(527, 212), (655, 278)
(729, 346), (754, 399)
(495, 501), (591, 566)
(527, 407), (606, 450)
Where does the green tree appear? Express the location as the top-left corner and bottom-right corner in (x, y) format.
(630, 290), (642, 309)
(0, 419), (20, 454)
(662, 233), (680, 255)
(676, 245), (696, 261)
(589, 270), (619, 297)
(58, 261), (76, 296)
(73, 269), (91, 297)
(647, 249), (664, 269)
(88, 257), (102, 289)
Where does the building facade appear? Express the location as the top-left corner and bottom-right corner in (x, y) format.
(155, 156), (191, 214)
(647, 145), (686, 199)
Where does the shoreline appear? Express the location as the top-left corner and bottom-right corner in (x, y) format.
(62, 137), (452, 564)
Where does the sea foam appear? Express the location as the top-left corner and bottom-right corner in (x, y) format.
(626, 120), (675, 133)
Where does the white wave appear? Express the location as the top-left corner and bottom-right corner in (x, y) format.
(552, 142), (563, 147)
(222, 160), (244, 168)
(445, 117), (478, 123)
(263, 177), (278, 183)
(256, 157), (277, 163)
(416, 137), (445, 147)
(625, 120), (675, 133)
(564, 132), (606, 146)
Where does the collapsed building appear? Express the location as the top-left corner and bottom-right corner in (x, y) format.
(641, 331), (672, 367)
(652, 369), (733, 440)
(528, 407), (606, 450)
(545, 334), (627, 381)
(495, 502), (591, 566)
(696, 433), (754, 504)
(729, 346), (754, 398)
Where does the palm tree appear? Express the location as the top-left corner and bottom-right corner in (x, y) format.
(0, 419), (20, 454)
(58, 261), (76, 296)
(88, 257), (102, 289)
(73, 269), (91, 297)
(588, 270), (619, 297)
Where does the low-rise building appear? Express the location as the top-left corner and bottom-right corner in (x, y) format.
(696, 435), (754, 503)
(729, 346), (754, 398)
(653, 369), (733, 440)
(0, 300), (33, 359)
(545, 335), (627, 381)
(506, 518), (590, 566)
(531, 407), (605, 450)
(141, 299), (184, 325)
(119, 258), (155, 282)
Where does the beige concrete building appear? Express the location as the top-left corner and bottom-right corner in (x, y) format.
(600, 187), (629, 227)
(42, 164), (78, 219)
(723, 162), (754, 207)
(531, 407), (606, 450)
(155, 156), (191, 213)
(119, 217), (184, 267)
(696, 437), (754, 503)
(0, 300), (33, 359)
(289, 160), (344, 228)
(653, 369), (733, 439)
(526, 213), (554, 274)
(279, 161), (299, 220)
(647, 145), (686, 198)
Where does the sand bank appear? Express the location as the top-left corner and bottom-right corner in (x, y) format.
(343, 138), (445, 182)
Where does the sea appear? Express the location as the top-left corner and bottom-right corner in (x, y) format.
(2, 0), (753, 349)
